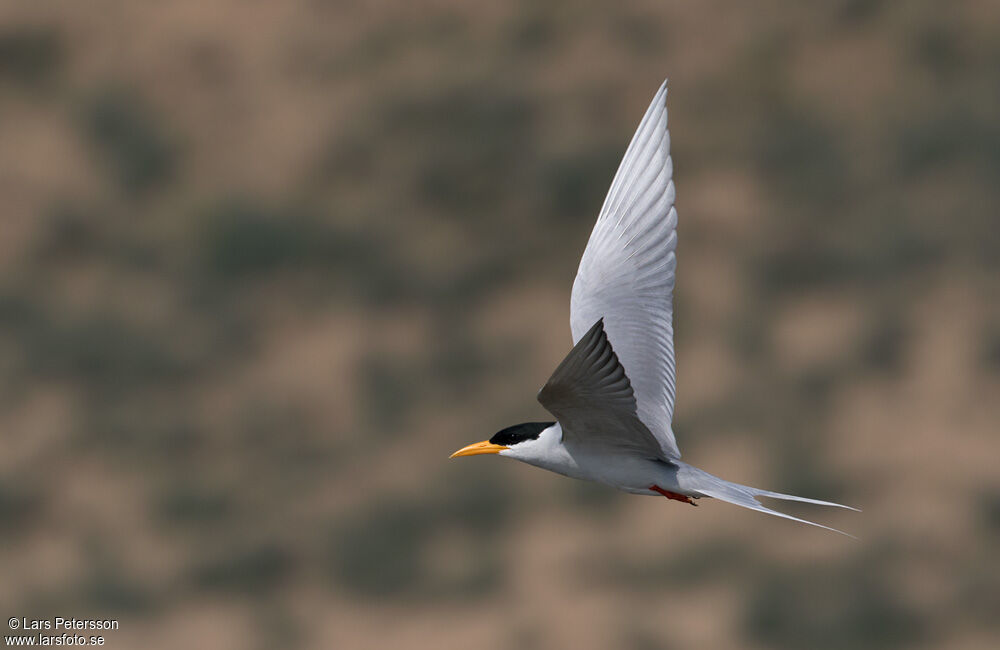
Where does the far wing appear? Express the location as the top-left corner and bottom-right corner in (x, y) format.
(570, 79), (681, 458)
(538, 318), (665, 459)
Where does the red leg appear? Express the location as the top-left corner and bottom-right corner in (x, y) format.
(650, 484), (698, 506)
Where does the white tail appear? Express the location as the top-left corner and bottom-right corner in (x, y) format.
(677, 462), (860, 538)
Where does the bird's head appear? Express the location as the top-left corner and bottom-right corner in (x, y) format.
(450, 421), (557, 462)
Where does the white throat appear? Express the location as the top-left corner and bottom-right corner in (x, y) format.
(500, 423), (581, 477)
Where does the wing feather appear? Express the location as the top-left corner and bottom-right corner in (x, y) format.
(538, 319), (664, 458)
(570, 79), (682, 458)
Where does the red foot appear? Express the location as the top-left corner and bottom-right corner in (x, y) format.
(650, 485), (698, 506)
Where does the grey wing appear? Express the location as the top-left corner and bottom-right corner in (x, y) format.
(570, 79), (681, 459)
(538, 318), (665, 459)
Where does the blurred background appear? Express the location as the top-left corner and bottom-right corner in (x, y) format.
(1, 1), (999, 648)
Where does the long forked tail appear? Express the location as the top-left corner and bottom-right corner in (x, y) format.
(678, 463), (860, 538)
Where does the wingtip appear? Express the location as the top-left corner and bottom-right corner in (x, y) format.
(656, 78), (669, 99)
(584, 317), (606, 338)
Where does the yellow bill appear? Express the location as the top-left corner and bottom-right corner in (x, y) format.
(449, 440), (508, 458)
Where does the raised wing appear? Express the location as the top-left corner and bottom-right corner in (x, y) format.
(538, 319), (665, 458)
(570, 80), (681, 458)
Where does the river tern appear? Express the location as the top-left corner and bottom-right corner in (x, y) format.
(451, 80), (858, 536)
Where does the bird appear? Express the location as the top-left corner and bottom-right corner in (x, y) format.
(450, 80), (859, 536)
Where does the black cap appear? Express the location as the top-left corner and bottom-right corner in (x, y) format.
(489, 421), (555, 447)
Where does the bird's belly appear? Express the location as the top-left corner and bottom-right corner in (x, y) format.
(563, 448), (684, 496)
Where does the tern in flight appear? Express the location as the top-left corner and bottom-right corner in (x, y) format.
(451, 80), (858, 536)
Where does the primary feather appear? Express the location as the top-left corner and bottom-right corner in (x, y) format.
(571, 80), (680, 459)
(538, 318), (664, 458)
